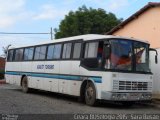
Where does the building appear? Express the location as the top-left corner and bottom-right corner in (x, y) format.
(107, 2), (160, 49)
(0, 57), (5, 71)
(0, 57), (5, 80)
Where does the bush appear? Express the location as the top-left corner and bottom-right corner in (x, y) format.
(0, 70), (4, 80)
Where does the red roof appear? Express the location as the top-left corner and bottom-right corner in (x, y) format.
(107, 2), (160, 35)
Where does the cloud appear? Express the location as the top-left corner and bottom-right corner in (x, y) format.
(0, 0), (26, 29)
(84, 0), (129, 12)
(0, 16), (15, 28)
(33, 4), (68, 20)
(108, 0), (129, 11)
(0, 0), (129, 28)
(0, 35), (47, 56)
(0, 0), (25, 13)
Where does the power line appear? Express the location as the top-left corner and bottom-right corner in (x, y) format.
(0, 35), (49, 40)
(0, 33), (50, 39)
(0, 27), (54, 40)
(0, 32), (50, 34)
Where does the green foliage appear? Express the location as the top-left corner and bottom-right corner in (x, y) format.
(54, 5), (122, 39)
(0, 70), (4, 80)
(2, 44), (11, 58)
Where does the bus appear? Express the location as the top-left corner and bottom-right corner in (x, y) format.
(5, 34), (158, 106)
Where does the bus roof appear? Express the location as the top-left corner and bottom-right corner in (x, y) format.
(9, 34), (149, 49)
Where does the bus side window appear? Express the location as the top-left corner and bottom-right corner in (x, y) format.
(7, 50), (14, 62)
(62, 43), (72, 59)
(47, 44), (62, 60)
(34, 46), (47, 60)
(24, 47), (34, 61)
(73, 42), (82, 59)
(81, 42), (99, 69)
(47, 45), (54, 59)
(84, 42), (98, 58)
(13, 49), (24, 61)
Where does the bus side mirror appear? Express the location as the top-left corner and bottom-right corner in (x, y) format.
(149, 48), (158, 64)
(104, 44), (111, 59)
(155, 55), (158, 64)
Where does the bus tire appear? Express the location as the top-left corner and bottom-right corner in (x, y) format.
(85, 82), (97, 106)
(22, 76), (30, 93)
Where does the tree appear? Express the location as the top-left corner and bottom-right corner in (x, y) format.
(54, 5), (122, 39)
(1, 44), (11, 58)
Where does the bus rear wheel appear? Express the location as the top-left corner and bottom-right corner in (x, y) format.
(85, 82), (96, 106)
(22, 76), (30, 93)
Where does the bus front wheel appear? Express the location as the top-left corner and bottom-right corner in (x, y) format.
(85, 82), (97, 106)
(22, 76), (30, 93)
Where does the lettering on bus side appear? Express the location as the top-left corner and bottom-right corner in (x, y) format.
(37, 65), (54, 69)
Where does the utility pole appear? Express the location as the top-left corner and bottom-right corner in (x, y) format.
(50, 27), (53, 40)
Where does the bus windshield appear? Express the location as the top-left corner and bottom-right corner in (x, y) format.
(105, 39), (150, 72)
(110, 40), (132, 71)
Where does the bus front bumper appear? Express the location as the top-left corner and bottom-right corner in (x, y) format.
(101, 92), (152, 101)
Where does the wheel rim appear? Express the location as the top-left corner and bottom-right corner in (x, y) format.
(86, 85), (94, 100)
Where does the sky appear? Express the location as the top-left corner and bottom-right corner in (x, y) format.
(0, 0), (160, 56)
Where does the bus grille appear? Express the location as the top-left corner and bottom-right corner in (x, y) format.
(115, 81), (152, 91)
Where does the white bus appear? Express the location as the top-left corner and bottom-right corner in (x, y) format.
(5, 34), (157, 106)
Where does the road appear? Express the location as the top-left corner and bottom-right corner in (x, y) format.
(0, 84), (160, 119)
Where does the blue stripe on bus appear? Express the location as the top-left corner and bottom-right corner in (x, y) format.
(5, 71), (102, 83)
